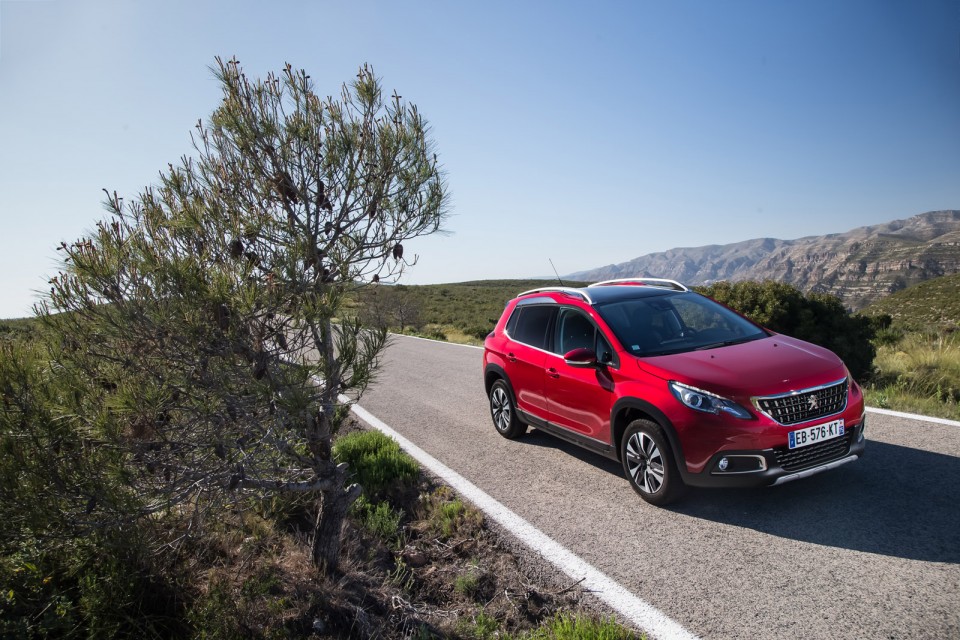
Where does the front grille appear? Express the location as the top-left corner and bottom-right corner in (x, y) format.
(754, 379), (848, 426)
(773, 432), (853, 472)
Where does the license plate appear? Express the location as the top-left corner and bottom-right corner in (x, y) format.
(788, 419), (845, 450)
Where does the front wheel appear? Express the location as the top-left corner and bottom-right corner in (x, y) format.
(621, 419), (685, 505)
(489, 379), (527, 439)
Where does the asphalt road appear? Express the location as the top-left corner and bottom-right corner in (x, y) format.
(354, 334), (960, 640)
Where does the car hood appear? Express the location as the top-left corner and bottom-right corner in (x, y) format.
(636, 334), (847, 398)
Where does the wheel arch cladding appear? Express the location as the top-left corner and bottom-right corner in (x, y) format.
(611, 398), (685, 468)
(484, 363), (508, 394)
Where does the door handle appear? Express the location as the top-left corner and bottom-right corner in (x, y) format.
(546, 367), (560, 379)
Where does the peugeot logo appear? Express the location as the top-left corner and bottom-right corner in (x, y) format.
(808, 395), (820, 411)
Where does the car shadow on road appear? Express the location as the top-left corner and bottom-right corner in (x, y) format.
(522, 430), (960, 564)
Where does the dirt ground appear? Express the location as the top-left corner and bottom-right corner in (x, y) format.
(189, 421), (626, 638)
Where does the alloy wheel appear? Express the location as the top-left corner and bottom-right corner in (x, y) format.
(491, 386), (512, 432)
(625, 431), (665, 494)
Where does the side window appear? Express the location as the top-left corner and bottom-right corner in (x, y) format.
(555, 308), (596, 355)
(510, 305), (555, 350)
(595, 332), (616, 365)
(505, 306), (521, 337)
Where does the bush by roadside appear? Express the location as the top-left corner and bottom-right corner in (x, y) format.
(863, 331), (960, 421)
(0, 338), (641, 640)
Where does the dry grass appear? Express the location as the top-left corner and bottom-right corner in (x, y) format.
(184, 466), (621, 639)
(864, 332), (960, 420)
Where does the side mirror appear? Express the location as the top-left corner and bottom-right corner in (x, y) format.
(563, 347), (598, 368)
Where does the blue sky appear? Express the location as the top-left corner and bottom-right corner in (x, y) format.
(1, 0), (958, 318)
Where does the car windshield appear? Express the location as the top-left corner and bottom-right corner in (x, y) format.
(594, 292), (768, 357)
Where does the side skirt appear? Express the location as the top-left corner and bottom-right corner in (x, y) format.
(518, 408), (618, 461)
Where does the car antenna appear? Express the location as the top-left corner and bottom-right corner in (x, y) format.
(549, 258), (565, 287)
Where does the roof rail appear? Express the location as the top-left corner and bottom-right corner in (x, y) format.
(588, 278), (689, 292)
(516, 286), (593, 303)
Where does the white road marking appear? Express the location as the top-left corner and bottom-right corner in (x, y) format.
(347, 400), (700, 640)
(865, 406), (960, 427)
(390, 332), (483, 350)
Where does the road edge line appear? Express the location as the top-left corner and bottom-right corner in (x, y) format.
(390, 332), (484, 349)
(865, 406), (960, 427)
(347, 400), (700, 640)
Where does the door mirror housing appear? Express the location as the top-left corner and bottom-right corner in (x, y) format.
(563, 347), (598, 368)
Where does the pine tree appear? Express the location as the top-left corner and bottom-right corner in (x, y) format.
(42, 58), (448, 572)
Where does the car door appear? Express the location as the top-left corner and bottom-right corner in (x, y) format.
(502, 303), (556, 420)
(544, 307), (618, 441)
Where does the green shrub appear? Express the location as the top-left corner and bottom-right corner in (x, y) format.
(523, 612), (641, 639)
(453, 563), (482, 600)
(422, 326), (449, 341)
(0, 538), (184, 639)
(457, 612), (501, 640)
(419, 487), (483, 540)
(351, 495), (404, 543)
(333, 430), (419, 501)
(698, 281), (879, 381)
(187, 578), (242, 639)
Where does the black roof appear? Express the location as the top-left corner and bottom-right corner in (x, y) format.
(584, 285), (682, 304)
(515, 284), (686, 306)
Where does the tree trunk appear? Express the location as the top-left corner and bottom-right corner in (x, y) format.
(312, 480), (362, 574)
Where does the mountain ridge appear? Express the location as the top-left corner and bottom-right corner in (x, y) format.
(567, 210), (960, 309)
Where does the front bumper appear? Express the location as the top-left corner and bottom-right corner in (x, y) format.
(681, 419), (867, 489)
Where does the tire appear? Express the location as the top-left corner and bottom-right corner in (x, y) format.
(489, 379), (527, 439)
(621, 419), (685, 505)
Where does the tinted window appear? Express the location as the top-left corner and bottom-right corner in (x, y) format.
(552, 308), (618, 366)
(555, 308), (596, 355)
(595, 332), (615, 365)
(509, 305), (556, 350)
(505, 306), (521, 336)
(595, 292), (767, 357)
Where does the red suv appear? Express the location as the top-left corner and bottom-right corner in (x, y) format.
(482, 279), (866, 505)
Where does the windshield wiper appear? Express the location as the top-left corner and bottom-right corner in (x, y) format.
(694, 336), (761, 351)
(694, 342), (728, 351)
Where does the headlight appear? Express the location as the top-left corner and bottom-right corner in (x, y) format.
(669, 381), (753, 419)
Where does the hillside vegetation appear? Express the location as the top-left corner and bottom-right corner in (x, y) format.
(858, 273), (960, 419)
(861, 272), (960, 333)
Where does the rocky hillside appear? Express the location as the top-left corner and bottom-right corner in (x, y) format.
(568, 210), (960, 309)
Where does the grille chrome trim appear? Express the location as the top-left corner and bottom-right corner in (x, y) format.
(752, 378), (848, 426)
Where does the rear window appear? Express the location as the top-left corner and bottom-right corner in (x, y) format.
(507, 305), (556, 351)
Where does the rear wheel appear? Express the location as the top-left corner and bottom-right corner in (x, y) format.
(489, 379), (527, 439)
(621, 419), (685, 505)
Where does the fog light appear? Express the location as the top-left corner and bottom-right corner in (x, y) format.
(718, 457), (729, 472)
